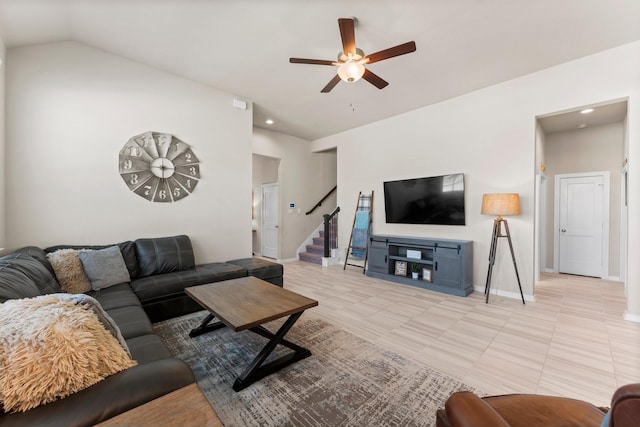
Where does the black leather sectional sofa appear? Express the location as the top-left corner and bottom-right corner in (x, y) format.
(0, 235), (283, 426)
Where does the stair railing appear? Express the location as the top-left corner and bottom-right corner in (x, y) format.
(306, 185), (337, 215)
(323, 207), (340, 258)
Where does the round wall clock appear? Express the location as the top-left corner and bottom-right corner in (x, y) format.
(119, 131), (200, 203)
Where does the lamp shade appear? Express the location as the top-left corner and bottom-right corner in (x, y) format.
(338, 61), (365, 82)
(481, 193), (521, 217)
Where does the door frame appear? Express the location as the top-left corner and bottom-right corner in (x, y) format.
(535, 171), (547, 281)
(620, 163), (628, 290)
(553, 171), (610, 277)
(261, 182), (279, 259)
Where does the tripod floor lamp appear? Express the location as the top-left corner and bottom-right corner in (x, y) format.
(481, 193), (525, 304)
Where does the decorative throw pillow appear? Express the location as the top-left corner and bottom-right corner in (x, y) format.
(78, 246), (131, 290)
(52, 293), (131, 356)
(46, 249), (92, 294)
(0, 295), (136, 413)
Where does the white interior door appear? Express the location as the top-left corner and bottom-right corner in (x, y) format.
(557, 174), (605, 277)
(261, 183), (279, 259)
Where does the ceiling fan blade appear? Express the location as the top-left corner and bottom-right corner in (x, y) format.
(366, 41), (416, 64)
(362, 69), (389, 89)
(338, 18), (356, 56)
(321, 74), (342, 93)
(290, 58), (335, 66)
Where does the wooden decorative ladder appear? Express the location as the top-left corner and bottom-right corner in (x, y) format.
(344, 191), (374, 274)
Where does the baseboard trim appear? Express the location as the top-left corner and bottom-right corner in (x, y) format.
(473, 286), (536, 302)
(279, 257), (298, 263)
(542, 270), (623, 283)
(624, 311), (640, 324)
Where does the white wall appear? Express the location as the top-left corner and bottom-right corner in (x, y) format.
(312, 41), (640, 315)
(0, 34), (5, 250)
(253, 127), (336, 260)
(544, 123), (624, 276)
(6, 41), (253, 263)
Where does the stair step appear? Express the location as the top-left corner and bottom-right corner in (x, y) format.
(306, 244), (324, 254)
(313, 237), (337, 246)
(318, 229), (337, 238)
(299, 252), (322, 265)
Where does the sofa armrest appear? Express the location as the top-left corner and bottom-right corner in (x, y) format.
(0, 358), (194, 427)
(610, 383), (640, 427)
(443, 392), (511, 427)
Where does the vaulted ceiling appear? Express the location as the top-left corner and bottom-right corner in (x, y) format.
(1, 0), (639, 140)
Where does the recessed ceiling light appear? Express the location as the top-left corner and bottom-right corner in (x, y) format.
(265, 119), (274, 125)
(577, 123), (587, 129)
(581, 108), (594, 114)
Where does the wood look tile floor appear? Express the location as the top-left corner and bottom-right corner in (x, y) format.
(282, 261), (640, 407)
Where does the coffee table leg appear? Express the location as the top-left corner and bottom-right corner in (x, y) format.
(232, 311), (311, 392)
(189, 313), (226, 338)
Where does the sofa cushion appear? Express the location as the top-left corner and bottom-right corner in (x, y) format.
(226, 257), (283, 280)
(134, 235), (195, 278)
(0, 253), (60, 302)
(88, 283), (141, 311)
(79, 246), (131, 290)
(142, 295), (204, 323)
(46, 249), (92, 293)
(130, 262), (247, 305)
(126, 334), (174, 364)
(0, 295), (136, 413)
(45, 241), (139, 280)
(106, 305), (155, 340)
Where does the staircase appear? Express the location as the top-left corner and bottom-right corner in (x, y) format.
(298, 206), (339, 266)
(299, 230), (335, 265)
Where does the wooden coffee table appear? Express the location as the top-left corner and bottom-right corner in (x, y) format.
(185, 276), (318, 391)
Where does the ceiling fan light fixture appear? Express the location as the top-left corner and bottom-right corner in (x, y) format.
(289, 18), (416, 92)
(338, 60), (365, 83)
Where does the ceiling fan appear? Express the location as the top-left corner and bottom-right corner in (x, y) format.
(290, 17), (417, 93)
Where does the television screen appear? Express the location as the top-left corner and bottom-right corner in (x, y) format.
(383, 173), (465, 225)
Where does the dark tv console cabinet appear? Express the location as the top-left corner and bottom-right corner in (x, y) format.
(366, 234), (473, 297)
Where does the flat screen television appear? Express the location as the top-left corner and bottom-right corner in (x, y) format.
(383, 173), (465, 225)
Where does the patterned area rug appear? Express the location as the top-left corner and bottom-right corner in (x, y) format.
(153, 311), (477, 427)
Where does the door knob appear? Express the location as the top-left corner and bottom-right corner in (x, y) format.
(561, 229), (566, 232)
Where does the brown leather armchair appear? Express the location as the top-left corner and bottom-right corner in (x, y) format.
(436, 383), (640, 427)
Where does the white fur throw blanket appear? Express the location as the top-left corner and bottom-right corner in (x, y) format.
(0, 295), (137, 413)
